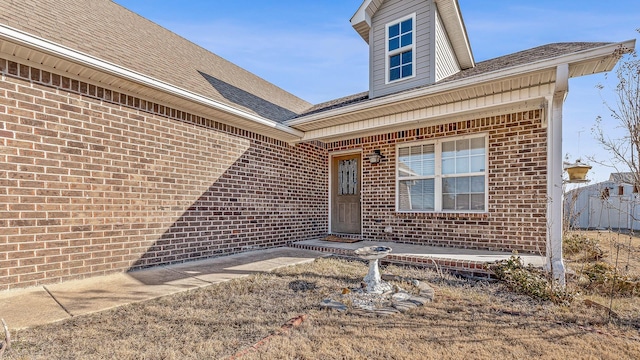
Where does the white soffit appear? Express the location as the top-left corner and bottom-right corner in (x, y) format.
(350, 0), (385, 43)
(0, 24), (304, 142)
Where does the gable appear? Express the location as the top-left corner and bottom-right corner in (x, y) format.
(369, 0), (433, 98)
(352, 0), (474, 69)
(353, 0), (475, 99)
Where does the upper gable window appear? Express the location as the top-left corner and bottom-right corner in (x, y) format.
(386, 14), (416, 84)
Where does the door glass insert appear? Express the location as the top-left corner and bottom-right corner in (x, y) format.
(338, 159), (358, 195)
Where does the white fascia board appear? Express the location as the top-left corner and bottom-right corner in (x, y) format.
(434, 0), (474, 68)
(350, 0), (373, 43)
(0, 23), (303, 140)
(287, 40), (635, 127)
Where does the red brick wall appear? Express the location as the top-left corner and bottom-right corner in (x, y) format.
(0, 59), (328, 290)
(327, 110), (548, 254)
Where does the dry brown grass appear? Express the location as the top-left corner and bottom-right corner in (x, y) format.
(565, 230), (640, 279)
(564, 230), (640, 323)
(5, 258), (640, 360)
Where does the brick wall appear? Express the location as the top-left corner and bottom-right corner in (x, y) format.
(327, 110), (548, 254)
(0, 59), (328, 290)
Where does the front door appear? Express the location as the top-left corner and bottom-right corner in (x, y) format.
(331, 154), (361, 234)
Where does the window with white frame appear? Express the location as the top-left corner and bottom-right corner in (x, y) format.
(386, 14), (415, 83)
(397, 134), (488, 212)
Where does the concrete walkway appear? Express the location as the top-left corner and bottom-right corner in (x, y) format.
(0, 242), (547, 331)
(0, 247), (326, 330)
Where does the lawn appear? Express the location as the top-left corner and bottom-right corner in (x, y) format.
(3, 256), (639, 359)
(563, 229), (640, 324)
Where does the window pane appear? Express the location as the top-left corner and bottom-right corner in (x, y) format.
(442, 158), (455, 175)
(420, 145), (434, 176)
(456, 157), (469, 173)
(401, 33), (412, 47)
(422, 155), (434, 176)
(442, 193), (455, 210)
(389, 23), (400, 38)
(456, 139), (470, 156)
(401, 50), (412, 64)
(398, 146), (410, 159)
(389, 37), (400, 51)
(470, 137), (485, 155)
(470, 155), (485, 172)
(442, 177), (455, 194)
(401, 18), (413, 33)
(456, 177), (470, 193)
(471, 194), (485, 210)
(390, 54), (401, 67)
(390, 67), (401, 81)
(399, 179), (434, 211)
(456, 194), (470, 210)
(402, 64), (412, 77)
(471, 176), (485, 193)
(442, 141), (455, 158)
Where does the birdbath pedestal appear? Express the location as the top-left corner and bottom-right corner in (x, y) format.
(354, 246), (393, 294)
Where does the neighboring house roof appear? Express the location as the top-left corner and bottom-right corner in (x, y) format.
(351, 0), (474, 69)
(0, 0), (311, 123)
(295, 42), (613, 118)
(609, 172), (637, 184)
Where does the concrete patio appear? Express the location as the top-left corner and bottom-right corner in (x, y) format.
(292, 239), (546, 278)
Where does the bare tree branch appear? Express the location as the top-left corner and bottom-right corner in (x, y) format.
(593, 47), (640, 203)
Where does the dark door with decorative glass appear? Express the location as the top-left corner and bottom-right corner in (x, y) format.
(331, 154), (361, 234)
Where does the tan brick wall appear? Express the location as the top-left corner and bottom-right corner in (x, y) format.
(0, 59), (328, 290)
(327, 110), (548, 254)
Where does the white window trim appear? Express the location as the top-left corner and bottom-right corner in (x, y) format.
(395, 133), (489, 213)
(385, 13), (417, 85)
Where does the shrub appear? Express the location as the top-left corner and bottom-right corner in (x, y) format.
(489, 256), (575, 305)
(563, 234), (603, 261)
(580, 262), (639, 296)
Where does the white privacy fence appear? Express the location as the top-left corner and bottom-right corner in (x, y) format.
(567, 192), (640, 230)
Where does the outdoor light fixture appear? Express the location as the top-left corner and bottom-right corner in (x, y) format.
(369, 149), (384, 164)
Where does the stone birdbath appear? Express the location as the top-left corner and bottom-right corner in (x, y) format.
(354, 246), (393, 294)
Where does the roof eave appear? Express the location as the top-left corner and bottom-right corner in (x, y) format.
(350, 0), (372, 43)
(287, 40), (635, 128)
(434, 0), (475, 68)
(0, 23), (304, 142)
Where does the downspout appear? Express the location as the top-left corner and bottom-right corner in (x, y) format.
(546, 64), (569, 287)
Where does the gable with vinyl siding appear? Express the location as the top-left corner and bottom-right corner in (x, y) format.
(369, 0), (434, 98)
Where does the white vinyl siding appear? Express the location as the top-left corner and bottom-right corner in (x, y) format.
(370, 0), (433, 98)
(397, 134), (488, 213)
(434, 9), (461, 81)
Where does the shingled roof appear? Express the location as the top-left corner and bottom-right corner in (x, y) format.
(297, 42), (612, 118)
(609, 172), (637, 184)
(0, 0), (311, 122)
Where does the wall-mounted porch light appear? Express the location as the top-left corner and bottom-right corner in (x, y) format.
(369, 149), (384, 164)
(564, 159), (592, 183)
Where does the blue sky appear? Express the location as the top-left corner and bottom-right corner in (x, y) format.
(114, 0), (639, 183)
